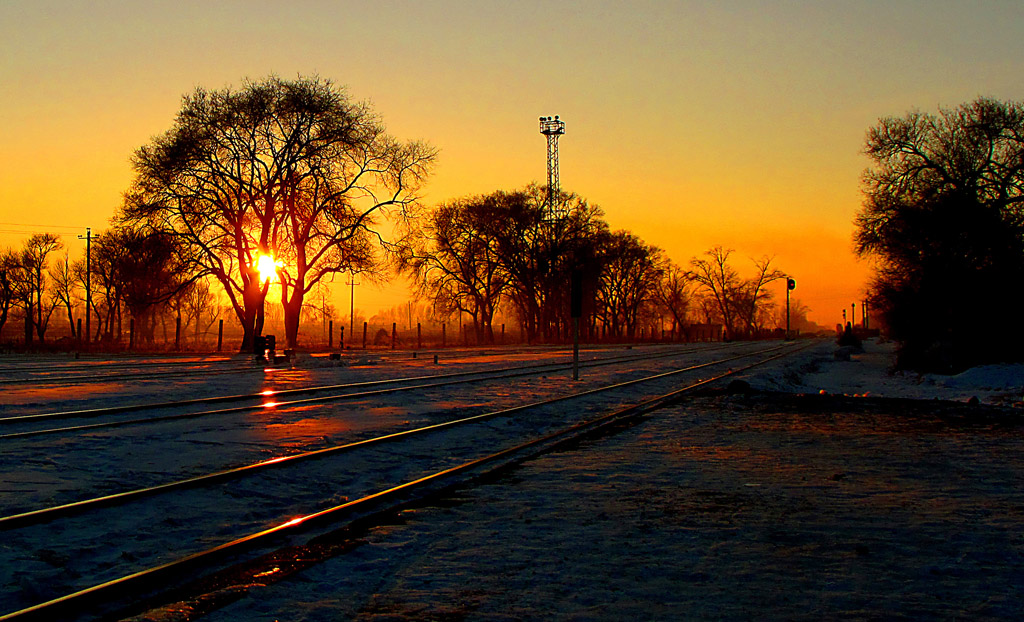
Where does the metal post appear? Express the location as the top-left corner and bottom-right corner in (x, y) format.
(572, 317), (580, 381)
(217, 319), (224, 352)
(129, 318), (135, 350)
(391, 322), (397, 349)
(442, 323), (446, 348)
(339, 326), (345, 350)
(786, 287), (791, 339)
(347, 273), (359, 338)
(328, 320), (333, 349)
(362, 321), (367, 349)
(77, 318), (82, 344)
(417, 323), (421, 349)
(77, 228), (93, 345)
(174, 316), (181, 351)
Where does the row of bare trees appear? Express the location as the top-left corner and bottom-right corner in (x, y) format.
(401, 185), (793, 344)
(0, 227), (225, 347)
(2, 75), (801, 351)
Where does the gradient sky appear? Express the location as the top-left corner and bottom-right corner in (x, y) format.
(3, 0), (1023, 327)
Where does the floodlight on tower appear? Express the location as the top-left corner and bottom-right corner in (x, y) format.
(539, 115), (566, 223)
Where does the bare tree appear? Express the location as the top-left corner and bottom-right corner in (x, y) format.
(13, 234), (63, 343)
(0, 248), (15, 340)
(654, 261), (694, 340)
(594, 231), (664, 339)
(688, 246), (742, 338)
(402, 193), (512, 344)
(125, 75), (435, 351)
(856, 97), (1024, 369)
(689, 246), (785, 339)
(178, 277), (220, 347)
(49, 251), (79, 339)
(737, 255), (785, 335)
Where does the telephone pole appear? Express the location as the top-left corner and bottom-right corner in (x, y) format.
(77, 228), (93, 344)
(346, 273), (359, 337)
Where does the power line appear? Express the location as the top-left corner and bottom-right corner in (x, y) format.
(0, 230), (86, 237)
(0, 222), (92, 230)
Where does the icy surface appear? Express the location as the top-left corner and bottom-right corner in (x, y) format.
(2, 339), (1023, 620)
(735, 338), (1024, 405)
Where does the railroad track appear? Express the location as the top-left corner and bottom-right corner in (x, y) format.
(0, 356), (249, 386)
(0, 341), (808, 621)
(0, 343), (740, 522)
(0, 342), (650, 387)
(0, 343), (730, 435)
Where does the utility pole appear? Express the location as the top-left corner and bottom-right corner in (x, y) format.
(346, 273), (359, 338)
(77, 228), (93, 344)
(786, 277), (796, 340)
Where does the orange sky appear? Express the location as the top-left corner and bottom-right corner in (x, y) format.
(3, 1), (1023, 327)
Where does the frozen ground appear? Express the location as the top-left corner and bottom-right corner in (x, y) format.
(162, 339), (1024, 621)
(737, 337), (1024, 406)
(3, 339), (1024, 621)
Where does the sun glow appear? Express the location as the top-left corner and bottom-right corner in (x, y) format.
(256, 254), (283, 283)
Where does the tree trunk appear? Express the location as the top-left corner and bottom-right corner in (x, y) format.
(24, 302), (33, 345)
(238, 278), (263, 353)
(283, 288), (303, 349)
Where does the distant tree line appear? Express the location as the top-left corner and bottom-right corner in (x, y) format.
(400, 184), (792, 344)
(856, 97), (1024, 371)
(0, 75), (807, 351)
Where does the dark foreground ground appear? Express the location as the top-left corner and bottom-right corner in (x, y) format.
(191, 393), (1024, 621)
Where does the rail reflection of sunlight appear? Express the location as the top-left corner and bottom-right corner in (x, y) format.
(0, 383), (125, 406)
(258, 368), (313, 399)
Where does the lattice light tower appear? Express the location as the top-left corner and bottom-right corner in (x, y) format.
(539, 115), (566, 221)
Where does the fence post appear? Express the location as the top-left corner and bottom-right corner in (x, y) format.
(339, 326), (345, 350)
(328, 320), (333, 349)
(362, 321), (368, 349)
(174, 317), (181, 351)
(217, 319), (223, 352)
(391, 322), (397, 349)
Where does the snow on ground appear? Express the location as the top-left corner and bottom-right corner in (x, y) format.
(737, 338), (1024, 406)
(4, 340), (1024, 621)
(199, 338), (1024, 621)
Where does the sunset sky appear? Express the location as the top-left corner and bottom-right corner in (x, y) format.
(3, 1), (1023, 327)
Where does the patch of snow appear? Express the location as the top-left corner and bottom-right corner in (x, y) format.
(739, 338), (1024, 405)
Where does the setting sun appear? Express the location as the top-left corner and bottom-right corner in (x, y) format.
(256, 254), (283, 283)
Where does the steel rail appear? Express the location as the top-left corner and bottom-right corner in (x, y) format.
(0, 343), (807, 622)
(0, 343), (718, 425)
(0, 355), (236, 376)
(0, 363), (267, 387)
(0, 342), (641, 386)
(0, 344), (738, 440)
(0, 343), (795, 529)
